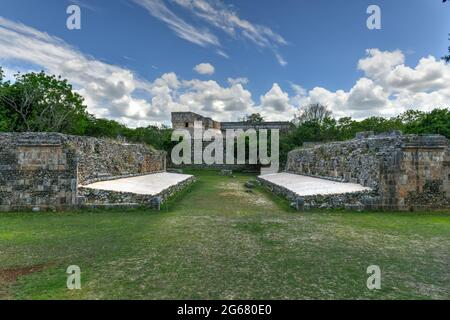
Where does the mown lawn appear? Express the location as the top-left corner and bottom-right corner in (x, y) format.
(0, 169), (449, 300)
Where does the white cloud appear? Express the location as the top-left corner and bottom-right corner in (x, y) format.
(132, 0), (220, 48)
(295, 49), (450, 119)
(0, 16), (259, 124)
(358, 49), (404, 83)
(227, 77), (249, 86)
(0, 17), (156, 127)
(193, 62), (215, 75)
(275, 53), (287, 67)
(134, 0), (288, 65)
(258, 83), (297, 120)
(173, 0), (287, 48)
(1, 16), (449, 126)
(290, 83), (307, 96)
(178, 79), (254, 118)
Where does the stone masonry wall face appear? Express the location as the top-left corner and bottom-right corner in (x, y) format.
(64, 135), (166, 185)
(0, 133), (78, 211)
(0, 133), (167, 211)
(78, 175), (196, 209)
(286, 133), (449, 210)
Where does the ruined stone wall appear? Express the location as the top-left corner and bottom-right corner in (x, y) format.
(220, 121), (293, 134)
(64, 135), (166, 185)
(0, 133), (78, 211)
(171, 112), (219, 131)
(170, 112), (291, 170)
(0, 133), (167, 211)
(400, 136), (450, 209)
(286, 133), (449, 210)
(78, 175), (196, 209)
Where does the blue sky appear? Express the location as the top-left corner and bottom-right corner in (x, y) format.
(0, 0), (449, 126)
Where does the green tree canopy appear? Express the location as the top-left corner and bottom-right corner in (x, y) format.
(244, 113), (264, 123)
(294, 103), (333, 125)
(0, 70), (89, 134)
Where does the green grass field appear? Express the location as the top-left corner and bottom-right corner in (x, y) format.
(1, 169), (449, 300)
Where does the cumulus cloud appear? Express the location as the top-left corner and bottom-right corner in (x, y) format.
(1, 17), (449, 126)
(257, 83), (297, 121)
(260, 83), (291, 112)
(0, 17), (253, 125)
(227, 77), (248, 85)
(193, 63), (215, 75)
(0, 16), (261, 125)
(178, 79), (254, 117)
(296, 49), (450, 119)
(0, 17), (158, 127)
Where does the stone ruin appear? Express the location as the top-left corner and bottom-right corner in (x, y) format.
(0, 132), (194, 211)
(170, 111), (293, 171)
(259, 132), (450, 211)
(2, 130), (449, 213)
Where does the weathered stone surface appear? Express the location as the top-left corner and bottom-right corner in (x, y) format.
(285, 133), (450, 210)
(258, 174), (377, 210)
(0, 132), (167, 212)
(64, 135), (166, 184)
(0, 133), (78, 211)
(291, 197), (305, 211)
(78, 175), (196, 209)
(170, 111), (292, 170)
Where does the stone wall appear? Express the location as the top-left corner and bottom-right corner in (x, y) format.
(286, 132), (449, 210)
(257, 176), (379, 211)
(0, 133), (78, 211)
(172, 112), (220, 131)
(220, 121), (293, 134)
(170, 111), (291, 170)
(0, 133), (167, 211)
(64, 135), (166, 185)
(78, 176), (196, 209)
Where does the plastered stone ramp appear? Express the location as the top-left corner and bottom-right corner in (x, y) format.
(81, 172), (194, 195)
(258, 173), (372, 196)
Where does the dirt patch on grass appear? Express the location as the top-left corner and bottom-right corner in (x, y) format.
(0, 264), (50, 300)
(218, 182), (275, 208)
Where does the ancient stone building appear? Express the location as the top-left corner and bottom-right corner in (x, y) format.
(171, 111), (292, 134)
(0, 133), (168, 211)
(279, 132), (450, 211)
(171, 111), (292, 170)
(171, 112), (221, 133)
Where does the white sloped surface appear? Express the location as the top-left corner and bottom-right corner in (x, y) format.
(259, 172), (371, 196)
(82, 172), (193, 195)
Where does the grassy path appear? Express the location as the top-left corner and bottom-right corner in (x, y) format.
(0, 170), (449, 299)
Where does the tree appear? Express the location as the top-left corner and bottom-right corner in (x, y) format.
(0, 70), (89, 134)
(403, 108), (450, 137)
(245, 113), (264, 123)
(0, 67), (15, 131)
(294, 103), (332, 125)
(84, 117), (128, 139)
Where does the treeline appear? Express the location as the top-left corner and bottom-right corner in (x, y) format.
(1, 68), (449, 158)
(279, 105), (450, 164)
(0, 68), (174, 151)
